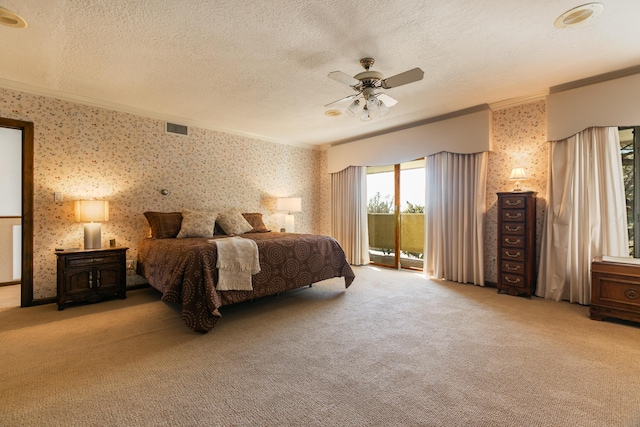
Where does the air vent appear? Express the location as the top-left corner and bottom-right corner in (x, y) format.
(165, 122), (189, 136)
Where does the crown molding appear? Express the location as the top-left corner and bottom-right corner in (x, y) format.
(489, 91), (548, 111)
(549, 64), (640, 94)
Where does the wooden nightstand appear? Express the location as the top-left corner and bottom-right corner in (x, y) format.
(55, 247), (128, 310)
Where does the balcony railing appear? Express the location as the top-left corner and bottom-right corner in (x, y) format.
(368, 213), (424, 266)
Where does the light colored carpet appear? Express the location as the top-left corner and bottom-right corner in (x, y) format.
(2, 266), (640, 426)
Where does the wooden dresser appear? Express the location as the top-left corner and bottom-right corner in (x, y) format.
(496, 191), (537, 297)
(591, 257), (640, 323)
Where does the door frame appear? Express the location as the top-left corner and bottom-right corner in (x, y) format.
(0, 117), (34, 307)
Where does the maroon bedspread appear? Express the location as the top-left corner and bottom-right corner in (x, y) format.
(137, 232), (355, 332)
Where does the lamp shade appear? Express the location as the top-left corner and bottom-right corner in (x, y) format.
(75, 200), (109, 223)
(509, 167), (528, 181)
(276, 197), (301, 213)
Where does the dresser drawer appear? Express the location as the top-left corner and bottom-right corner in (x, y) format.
(501, 209), (525, 222)
(597, 279), (640, 307)
(501, 248), (525, 261)
(502, 235), (525, 248)
(501, 195), (527, 209)
(502, 223), (525, 234)
(501, 273), (525, 288)
(501, 260), (525, 275)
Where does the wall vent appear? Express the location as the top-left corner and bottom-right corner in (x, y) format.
(165, 122), (188, 136)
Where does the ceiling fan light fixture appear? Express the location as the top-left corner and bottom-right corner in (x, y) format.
(346, 99), (360, 116)
(378, 100), (389, 117)
(366, 96), (379, 111)
(361, 106), (371, 122)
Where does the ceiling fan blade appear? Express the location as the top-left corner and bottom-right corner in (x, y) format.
(328, 71), (360, 86)
(377, 93), (398, 107)
(324, 93), (360, 107)
(381, 68), (424, 89)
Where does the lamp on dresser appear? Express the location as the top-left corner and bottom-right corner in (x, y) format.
(509, 167), (528, 192)
(276, 197), (301, 233)
(75, 200), (109, 249)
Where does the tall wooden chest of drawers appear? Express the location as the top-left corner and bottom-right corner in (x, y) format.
(497, 191), (537, 297)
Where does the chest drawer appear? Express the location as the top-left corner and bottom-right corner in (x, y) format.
(501, 260), (525, 274)
(501, 210), (525, 222)
(502, 223), (525, 234)
(501, 196), (526, 209)
(501, 248), (525, 261)
(502, 235), (525, 248)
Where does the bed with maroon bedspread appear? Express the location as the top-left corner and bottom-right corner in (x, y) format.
(138, 232), (355, 333)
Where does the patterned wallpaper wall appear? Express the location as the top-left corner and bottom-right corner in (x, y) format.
(0, 87), (330, 300)
(485, 100), (548, 283)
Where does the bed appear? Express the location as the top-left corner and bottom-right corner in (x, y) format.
(137, 210), (355, 333)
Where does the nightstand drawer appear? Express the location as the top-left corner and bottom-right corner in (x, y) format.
(66, 254), (120, 268)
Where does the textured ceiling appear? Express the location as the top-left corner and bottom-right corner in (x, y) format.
(1, 1), (639, 147)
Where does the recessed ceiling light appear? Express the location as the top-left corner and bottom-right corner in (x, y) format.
(0, 6), (27, 28)
(325, 110), (342, 117)
(554, 3), (603, 28)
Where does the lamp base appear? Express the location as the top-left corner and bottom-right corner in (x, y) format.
(285, 214), (295, 233)
(84, 223), (102, 249)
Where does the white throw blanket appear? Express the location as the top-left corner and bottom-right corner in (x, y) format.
(211, 236), (260, 291)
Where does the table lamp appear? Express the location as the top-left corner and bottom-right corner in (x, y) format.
(276, 197), (301, 232)
(75, 200), (109, 249)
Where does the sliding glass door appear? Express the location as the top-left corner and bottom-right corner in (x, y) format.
(367, 159), (425, 269)
(367, 164), (397, 267)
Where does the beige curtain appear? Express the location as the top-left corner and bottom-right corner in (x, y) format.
(424, 152), (487, 285)
(537, 127), (628, 304)
(331, 166), (370, 265)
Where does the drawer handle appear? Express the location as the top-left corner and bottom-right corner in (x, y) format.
(505, 200), (522, 206)
(505, 277), (521, 284)
(505, 251), (521, 258)
(86, 257), (105, 263)
(625, 288), (639, 299)
(505, 225), (521, 232)
(505, 213), (522, 219)
(505, 238), (521, 245)
(505, 264), (521, 271)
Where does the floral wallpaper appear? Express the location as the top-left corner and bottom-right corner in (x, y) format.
(485, 100), (548, 283)
(0, 87), (330, 300)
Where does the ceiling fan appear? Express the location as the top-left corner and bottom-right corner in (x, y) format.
(325, 58), (424, 121)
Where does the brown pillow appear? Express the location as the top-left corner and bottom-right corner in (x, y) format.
(144, 212), (183, 238)
(242, 212), (270, 233)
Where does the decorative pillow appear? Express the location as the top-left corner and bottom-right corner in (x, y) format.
(217, 209), (253, 235)
(144, 211), (183, 238)
(176, 210), (218, 238)
(242, 212), (270, 233)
